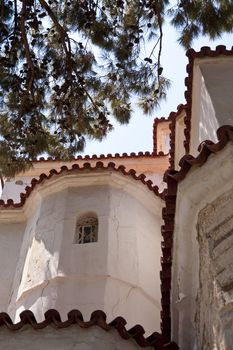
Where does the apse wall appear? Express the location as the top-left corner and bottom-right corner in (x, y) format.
(5, 170), (163, 335)
(0, 223), (25, 311)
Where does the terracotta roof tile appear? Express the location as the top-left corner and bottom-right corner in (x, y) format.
(34, 151), (166, 163)
(171, 125), (233, 182)
(159, 125), (233, 342)
(0, 309), (179, 349)
(0, 161), (164, 209)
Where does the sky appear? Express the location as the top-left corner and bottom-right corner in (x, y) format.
(83, 23), (233, 156)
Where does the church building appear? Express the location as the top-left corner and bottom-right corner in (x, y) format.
(0, 45), (232, 350)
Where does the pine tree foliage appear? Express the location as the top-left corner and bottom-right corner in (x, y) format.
(0, 0), (233, 176)
(170, 1), (233, 49)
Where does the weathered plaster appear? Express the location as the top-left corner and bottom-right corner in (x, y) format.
(0, 223), (25, 311)
(0, 170), (163, 335)
(0, 325), (152, 350)
(174, 110), (186, 170)
(156, 122), (170, 154)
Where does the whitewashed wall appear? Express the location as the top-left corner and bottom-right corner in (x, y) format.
(190, 57), (233, 157)
(2, 170), (163, 335)
(0, 223), (25, 311)
(190, 63), (218, 156)
(174, 111), (185, 170)
(0, 326), (153, 350)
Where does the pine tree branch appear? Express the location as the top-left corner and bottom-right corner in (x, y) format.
(72, 66), (100, 113)
(39, 0), (101, 114)
(148, 36), (160, 59)
(157, 12), (163, 84)
(84, 0), (99, 50)
(20, 0), (35, 93)
(1, 0), (5, 18)
(0, 32), (14, 44)
(151, 2), (163, 88)
(38, 0), (74, 84)
(38, 0), (71, 56)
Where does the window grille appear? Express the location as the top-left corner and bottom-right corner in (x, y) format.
(75, 216), (98, 244)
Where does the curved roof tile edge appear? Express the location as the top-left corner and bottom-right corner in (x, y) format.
(0, 161), (165, 209)
(0, 309), (179, 349)
(184, 45), (233, 154)
(171, 125), (233, 182)
(34, 151), (167, 163)
(159, 125), (233, 342)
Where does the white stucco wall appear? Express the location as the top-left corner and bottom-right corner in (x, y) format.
(0, 325), (153, 350)
(190, 64), (218, 156)
(190, 57), (233, 156)
(174, 111), (186, 170)
(3, 170), (163, 335)
(200, 59), (233, 125)
(0, 223), (25, 311)
(171, 143), (233, 349)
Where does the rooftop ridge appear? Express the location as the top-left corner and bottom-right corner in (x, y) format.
(0, 161), (165, 209)
(33, 151), (167, 163)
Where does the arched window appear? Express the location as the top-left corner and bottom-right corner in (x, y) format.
(74, 215), (98, 244)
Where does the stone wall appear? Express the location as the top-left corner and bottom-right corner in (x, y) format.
(196, 189), (233, 350)
(171, 143), (233, 349)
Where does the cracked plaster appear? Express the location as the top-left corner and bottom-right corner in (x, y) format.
(0, 173), (163, 336)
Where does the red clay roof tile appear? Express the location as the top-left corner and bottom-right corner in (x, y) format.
(171, 125), (233, 182)
(34, 152), (166, 163)
(0, 309), (179, 349)
(0, 161), (164, 209)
